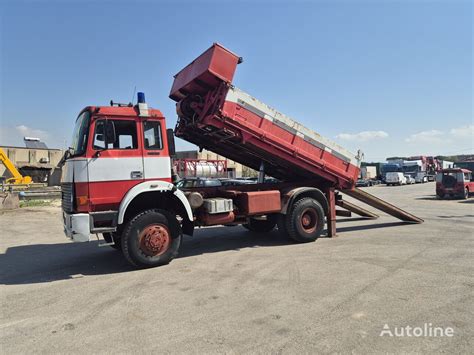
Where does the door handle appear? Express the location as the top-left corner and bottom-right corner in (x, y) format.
(131, 171), (143, 179)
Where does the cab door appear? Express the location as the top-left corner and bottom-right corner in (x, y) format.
(142, 119), (171, 182)
(88, 118), (144, 210)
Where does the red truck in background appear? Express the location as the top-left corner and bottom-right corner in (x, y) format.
(61, 44), (422, 268)
(436, 168), (474, 199)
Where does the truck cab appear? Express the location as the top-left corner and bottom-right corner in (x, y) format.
(436, 168), (473, 199)
(61, 95), (195, 267)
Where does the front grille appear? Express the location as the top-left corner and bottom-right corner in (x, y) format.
(61, 183), (74, 213)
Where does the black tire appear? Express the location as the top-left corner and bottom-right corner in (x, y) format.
(102, 232), (121, 250)
(278, 197), (325, 243)
(242, 215), (277, 233)
(121, 209), (182, 268)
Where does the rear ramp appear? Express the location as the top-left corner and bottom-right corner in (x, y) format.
(336, 198), (379, 219)
(341, 188), (424, 224)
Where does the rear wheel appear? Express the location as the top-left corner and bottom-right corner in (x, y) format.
(121, 209), (182, 268)
(242, 215), (277, 233)
(278, 197), (325, 243)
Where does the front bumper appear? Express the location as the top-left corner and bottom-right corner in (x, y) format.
(63, 212), (91, 242)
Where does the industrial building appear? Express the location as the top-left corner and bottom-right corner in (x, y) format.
(0, 141), (63, 185)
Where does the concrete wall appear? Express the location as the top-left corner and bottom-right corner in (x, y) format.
(1, 146), (64, 185)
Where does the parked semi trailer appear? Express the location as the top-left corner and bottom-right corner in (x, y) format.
(61, 44), (422, 268)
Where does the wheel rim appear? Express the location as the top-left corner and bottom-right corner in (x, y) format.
(138, 224), (171, 257)
(300, 208), (318, 233)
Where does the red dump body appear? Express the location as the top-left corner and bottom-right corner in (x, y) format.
(170, 44), (240, 102)
(170, 43), (360, 190)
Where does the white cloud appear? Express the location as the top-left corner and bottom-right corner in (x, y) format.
(405, 129), (444, 143)
(15, 125), (50, 141)
(405, 124), (473, 145)
(450, 124), (474, 138)
(336, 130), (389, 142)
(0, 124), (55, 147)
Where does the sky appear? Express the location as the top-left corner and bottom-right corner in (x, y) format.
(1, 0), (472, 162)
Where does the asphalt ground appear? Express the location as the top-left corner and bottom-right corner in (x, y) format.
(1, 182), (472, 353)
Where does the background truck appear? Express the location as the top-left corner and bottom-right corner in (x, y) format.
(61, 43), (422, 268)
(356, 166), (378, 187)
(359, 166), (377, 180)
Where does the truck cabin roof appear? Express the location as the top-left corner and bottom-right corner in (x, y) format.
(76, 106), (165, 121)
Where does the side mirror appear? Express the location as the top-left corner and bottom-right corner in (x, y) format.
(167, 128), (176, 157)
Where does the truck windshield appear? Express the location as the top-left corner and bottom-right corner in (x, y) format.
(71, 111), (90, 156)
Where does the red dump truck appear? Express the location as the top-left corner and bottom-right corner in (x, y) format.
(61, 43), (422, 268)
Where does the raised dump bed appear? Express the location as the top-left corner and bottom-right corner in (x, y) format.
(170, 43), (423, 224)
(170, 43), (359, 190)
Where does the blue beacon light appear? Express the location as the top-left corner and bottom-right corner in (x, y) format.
(137, 92), (146, 104)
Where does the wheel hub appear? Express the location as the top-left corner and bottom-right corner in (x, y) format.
(139, 224), (170, 257)
(300, 208), (317, 233)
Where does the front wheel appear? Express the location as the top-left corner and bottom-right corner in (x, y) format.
(278, 197), (325, 243)
(122, 209), (182, 268)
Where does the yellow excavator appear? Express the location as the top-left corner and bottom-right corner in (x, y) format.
(0, 148), (32, 184)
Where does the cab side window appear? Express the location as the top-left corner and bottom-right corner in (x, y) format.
(93, 121), (106, 150)
(143, 121), (163, 150)
(93, 120), (138, 150)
